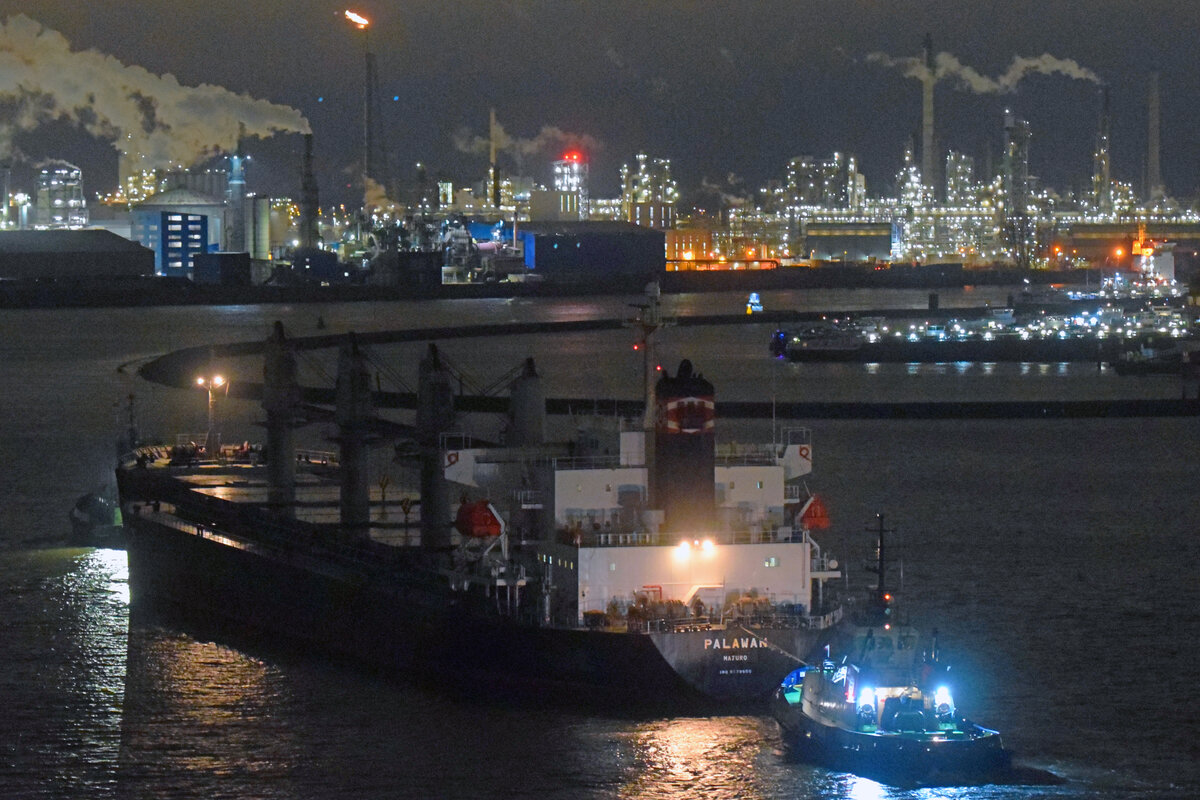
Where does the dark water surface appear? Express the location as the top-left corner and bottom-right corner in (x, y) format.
(1, 291), (1197, 798)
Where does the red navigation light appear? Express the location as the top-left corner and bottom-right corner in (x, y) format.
(883, 593), (892, 601)
(563, 151), (582, 162)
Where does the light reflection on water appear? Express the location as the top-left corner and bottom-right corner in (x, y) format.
(92, 547), (130, 606)
(617, 716), (773, 799)
(0, 548), (129, 797)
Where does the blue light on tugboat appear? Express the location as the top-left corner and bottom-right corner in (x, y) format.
(935, 685), (954, 710)
(857, 687), (876, 708)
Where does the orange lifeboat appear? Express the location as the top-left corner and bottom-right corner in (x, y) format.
(800, 495), (830, 530)
(455, 500), (503, 538)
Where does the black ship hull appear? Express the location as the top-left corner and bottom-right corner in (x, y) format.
(121, 491), (826, 713)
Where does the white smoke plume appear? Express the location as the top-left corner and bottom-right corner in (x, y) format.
(455, 119), (602, 160)
(0, 14), (310, 168)
(867, 50), (1101, 93)
(362, 176), (399, 214)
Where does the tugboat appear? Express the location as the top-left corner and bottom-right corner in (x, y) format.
(771, 515), (1011, 784)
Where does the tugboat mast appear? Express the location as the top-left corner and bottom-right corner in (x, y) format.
(864, 513), (895, 624)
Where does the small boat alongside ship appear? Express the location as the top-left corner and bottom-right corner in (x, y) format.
(771, 516), (1011, 784)
(116, 320), (844, 713)
(69, 485), (124, 546)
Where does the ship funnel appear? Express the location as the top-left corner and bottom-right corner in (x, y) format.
(654, 359), (716, 534)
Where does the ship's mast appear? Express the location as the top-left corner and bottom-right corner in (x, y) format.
(864, 513), (895, 623)
(627, 281), (663, 504)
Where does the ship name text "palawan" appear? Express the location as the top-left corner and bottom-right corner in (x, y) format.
(704, 636), (766, 650)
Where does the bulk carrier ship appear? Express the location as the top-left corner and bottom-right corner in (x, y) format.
(117, 322), (842, 713)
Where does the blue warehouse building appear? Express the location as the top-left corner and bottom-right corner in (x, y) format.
(518, 221), (664, 284)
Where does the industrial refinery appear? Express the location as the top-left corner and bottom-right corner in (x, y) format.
(2, 14), (1199, 295)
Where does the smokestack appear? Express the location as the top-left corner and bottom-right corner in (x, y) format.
(226, 123), (247, 252)
(921, 33), (935, 200)
(489, 108), (501, 209)
(363, 52), (377, 187)
(299, 134), (319, 249)
(1093, 87), (1112, 213)
(1147, 71), (1163, 202)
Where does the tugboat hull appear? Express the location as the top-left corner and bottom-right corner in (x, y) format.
(775, 693), (1010, 783)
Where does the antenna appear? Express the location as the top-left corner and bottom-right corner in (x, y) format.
(863, 513), (897, 625)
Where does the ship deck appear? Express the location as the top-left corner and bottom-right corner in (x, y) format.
(124, 454), (423, 547)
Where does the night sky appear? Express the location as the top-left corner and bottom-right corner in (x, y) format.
(3, 1), (1200, 208)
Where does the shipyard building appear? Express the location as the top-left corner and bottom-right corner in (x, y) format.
(0, 230), (153, 280)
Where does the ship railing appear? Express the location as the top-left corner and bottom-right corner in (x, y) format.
(717, 610), (826, 630)
(553, 455), (623, 470)
(588, 531), (660, 547)
(713, 451), (778, 466)
(628, 607), (841, 634)
(629, 617), (706, 634)
(577, 527), (805, 548)
(122, 438), (268, 467)
(440, 432), (479, 451)
(780, 427), (812, 446)
(174, 433), (209, 447)
(295, 448), (338, 466)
